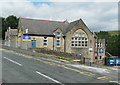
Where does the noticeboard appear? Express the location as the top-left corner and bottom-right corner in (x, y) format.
(107, 58), (120, 65)
(22, 36), (31, 41)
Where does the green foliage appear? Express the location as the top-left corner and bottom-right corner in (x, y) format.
(1, 15), (18, 40)
(5, 15), (18, 29)
(95, 31), (110, 39)
(106, 35), (120, 56)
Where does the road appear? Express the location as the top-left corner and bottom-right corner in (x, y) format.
(0, 46), (119, 84)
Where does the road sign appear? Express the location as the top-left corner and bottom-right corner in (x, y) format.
(99, 48), (104, 53)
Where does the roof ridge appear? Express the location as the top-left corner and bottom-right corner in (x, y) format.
(20, 17), (65, 23)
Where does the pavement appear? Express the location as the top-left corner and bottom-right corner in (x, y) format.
(0, 45), (120, 84)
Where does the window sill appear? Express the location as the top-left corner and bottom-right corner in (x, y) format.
(71, 46), (88, 48)
(43, 46), (48, 47)
(56, 46), (61, 48)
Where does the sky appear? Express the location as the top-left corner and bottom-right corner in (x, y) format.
(0, 0), (119, 32)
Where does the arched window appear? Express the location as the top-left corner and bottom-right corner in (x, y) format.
(71, 29), (88, 47)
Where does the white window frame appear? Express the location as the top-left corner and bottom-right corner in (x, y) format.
(97, 42), (102, 48)
(43, 37), (48, 46)
(56, 32), (61, 36)
(56, 37), (61, 47)
(71, 37), (88, 47)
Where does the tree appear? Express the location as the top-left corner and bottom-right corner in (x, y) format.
(5, 15), (18, 29)
(1, 15), (18, 40)
(106, 35), (120, 56)
(96, 31), (110, 39)
(0, 17), (6, 40)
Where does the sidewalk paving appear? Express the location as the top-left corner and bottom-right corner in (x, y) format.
(66, 63), (119, 74)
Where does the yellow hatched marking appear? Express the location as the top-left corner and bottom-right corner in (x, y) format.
(109, 80), (120, 84)
(97, 76), (111, 80)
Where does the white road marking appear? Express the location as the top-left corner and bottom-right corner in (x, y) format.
(36, 71), (64, 85)
(3, 57), (22, 66)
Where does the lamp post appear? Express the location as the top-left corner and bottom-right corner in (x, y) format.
(26, 28), (28, 50)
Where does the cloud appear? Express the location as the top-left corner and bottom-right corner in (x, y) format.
(0, 0), (118, 31)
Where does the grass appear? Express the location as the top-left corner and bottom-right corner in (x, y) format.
(107, 30), (120, 36)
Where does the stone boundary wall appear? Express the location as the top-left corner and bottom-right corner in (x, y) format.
(34, 48), (84, 60)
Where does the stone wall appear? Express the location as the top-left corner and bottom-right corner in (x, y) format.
(34, 48), (83, 59)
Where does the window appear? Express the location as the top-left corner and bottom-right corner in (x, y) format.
(57, 37), (60, 40)
(81, 33), (85, 37)
(75, 33), (85, 37)
(95, 56), (97, 59)
(56, 32), (61, 36)
(56, 37), (61, 47)
(100, 56), (102, 59)
(71, 37), (88, 47)
(85, 41), (87, 46)
(43, 37), (47, 46)
(96, 42), (102, 48)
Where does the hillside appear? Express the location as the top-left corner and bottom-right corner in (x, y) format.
(106, 30), (120, 36)
(95, 30), (120, 36)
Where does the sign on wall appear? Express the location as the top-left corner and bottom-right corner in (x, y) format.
(22, 36), (31, 41)
(99, 48), (104, 53)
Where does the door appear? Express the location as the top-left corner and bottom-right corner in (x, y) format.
(32, 40), (36, 47)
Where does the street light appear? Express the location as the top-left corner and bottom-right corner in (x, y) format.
(26, 28), (28, 50)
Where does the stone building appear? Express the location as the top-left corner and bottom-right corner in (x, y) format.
(5, 27), (18, 47)
(17, 18), (106, 63)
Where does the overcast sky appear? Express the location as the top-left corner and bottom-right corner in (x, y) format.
(0, 0), (119, 32)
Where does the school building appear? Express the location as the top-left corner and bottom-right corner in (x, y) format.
(14, 18), (105, 63)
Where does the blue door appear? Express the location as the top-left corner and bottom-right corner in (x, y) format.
(32, 40), (36, 47)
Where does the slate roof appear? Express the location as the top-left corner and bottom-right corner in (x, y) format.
(19, 18), (92, 36)
(64, 20), (79, 33)
(20, 18), (69, 35)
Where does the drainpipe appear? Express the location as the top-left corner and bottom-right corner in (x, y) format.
(53, 36), (54, 50)
(64, 36), (66, 52)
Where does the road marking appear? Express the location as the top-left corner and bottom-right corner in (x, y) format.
(36, 71), (64, 85)
(109, 80), (120, 84)
(35, 58), (95, 77)
(3, 57), (22, 66)
(97, 76), (111, 80)
(2, 48), (95, 77)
